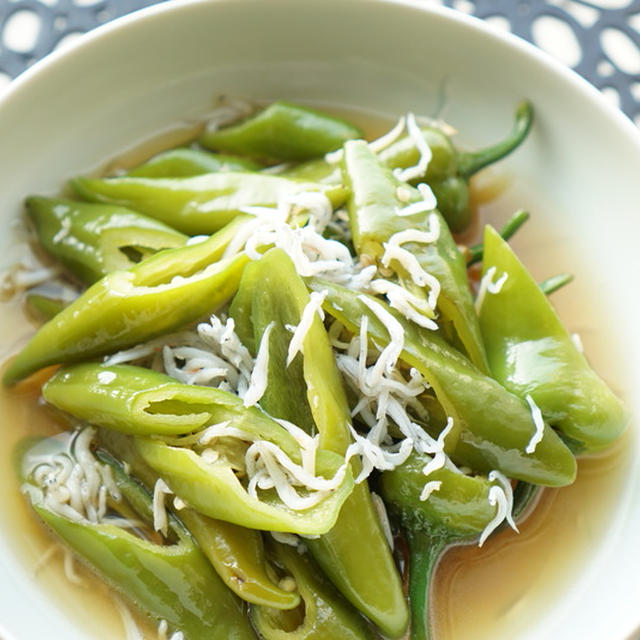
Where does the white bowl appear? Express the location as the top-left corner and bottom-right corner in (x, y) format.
(0, 1), (638, 639)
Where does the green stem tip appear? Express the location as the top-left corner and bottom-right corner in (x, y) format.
(457, 101), (534, 179)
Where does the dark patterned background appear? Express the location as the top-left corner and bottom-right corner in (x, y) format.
(1, 0), (640, 123)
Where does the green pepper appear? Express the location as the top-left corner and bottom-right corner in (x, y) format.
(200, 100), (363, 162)
(25, 292), (69, 322)
(71, 172), (346, 236)
(308, 278), (577, 486)
(231, 249), (409, 638)
(26, 196), (188, 284)
(20, 434), (255, 640)
(42, 362), (310, 438)
(97, 427), (301, 610)
(478, 226), (627, 453)
(380, 452), (503, 640)
(127, 147), (261, 177)
(251, 542), (374, 640)
(180, 510), (300, 609)
(341, 139), (488, 373)
(42, 362), (354, 535)
(276, 103), (532, 233)
(135, 438), (352, 535)
(3, 217), (249, 385)
(280, 158), (341, 185)
(377, 102), (533, 232)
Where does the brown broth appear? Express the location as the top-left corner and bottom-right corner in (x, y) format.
(0, 366), (157, 639)
(0, 105), (634, 640)
(433, 433), (631, 639)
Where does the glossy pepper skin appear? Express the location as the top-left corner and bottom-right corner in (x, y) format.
(127, 147), (261, 177)
(26, 196), (188, 284)
(3, 217), (249, 385)
(377, 101), (533, 232)
(20, 436), (255, 640)
(135, 437), (352, 535)
(71, 172), (347, 236)
(230, 249), (409, 638)
(308, 278), (577, 487)
(381, 452), (500, 640)
(43, 362), (316, 440)
(43, 362), (354, 535)
(96, 427), (300, 610)
(478, 225), (627, 453)
(341, 139), (489, 373)
(200, 100), (363, 162)
(250, 542), (374, 640)
(283, 102), (532, 233)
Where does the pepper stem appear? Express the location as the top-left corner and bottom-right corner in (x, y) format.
(539, 272), (574, 295)
(407, 530), (450, 640)
(467, 209), (530, 265)
(457, 101), (534, 179)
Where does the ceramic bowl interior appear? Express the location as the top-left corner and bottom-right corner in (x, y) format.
(0, 1), (638, 639)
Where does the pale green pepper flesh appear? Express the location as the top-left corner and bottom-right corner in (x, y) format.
(478, 225), (627, 452)
(308, 278), (577, 487)
(250, 543), (374, 640)
(340, 140), (489, 373)
(4, 218), (250, 385)
(232, 249), (409, 638)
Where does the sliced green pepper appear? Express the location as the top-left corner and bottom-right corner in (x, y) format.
(200, 100), (363, 162)
(20, 435), (255, 640)
(26, 196), (188, 284)
(43, 362), (354, 535)
(180, 510), (300, 609)
(3, 217), (249, 385)
(97, 428), (300, 610)
(341, 139), (488, 373)
(127, 147), (261, 177)
(136, 437), (352, 535)
(71, 172), (346, 236)
(43, 362), (311, 440)
(308, 278), (577, 486)
(381, 452), (502, 640)
(251, 542), (374, 640)
(231, 249), (409, 638)
(478, 226), (627, 453)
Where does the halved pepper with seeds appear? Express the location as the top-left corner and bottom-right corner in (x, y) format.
(19, 434), (256, 640)
(340, 139), (489, 373)
(96, 428), (301, 611)
(3, 216), (250, 385)
(26, 196), (188, 284)
(42, 362), (354, 535)
(230, 248), (409, 638)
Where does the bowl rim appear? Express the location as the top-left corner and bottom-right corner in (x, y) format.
(0, 1), (638, 640)
(2, 0), (639, 147)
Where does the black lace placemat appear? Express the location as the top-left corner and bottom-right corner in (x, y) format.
(1, 0), (640, 123)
